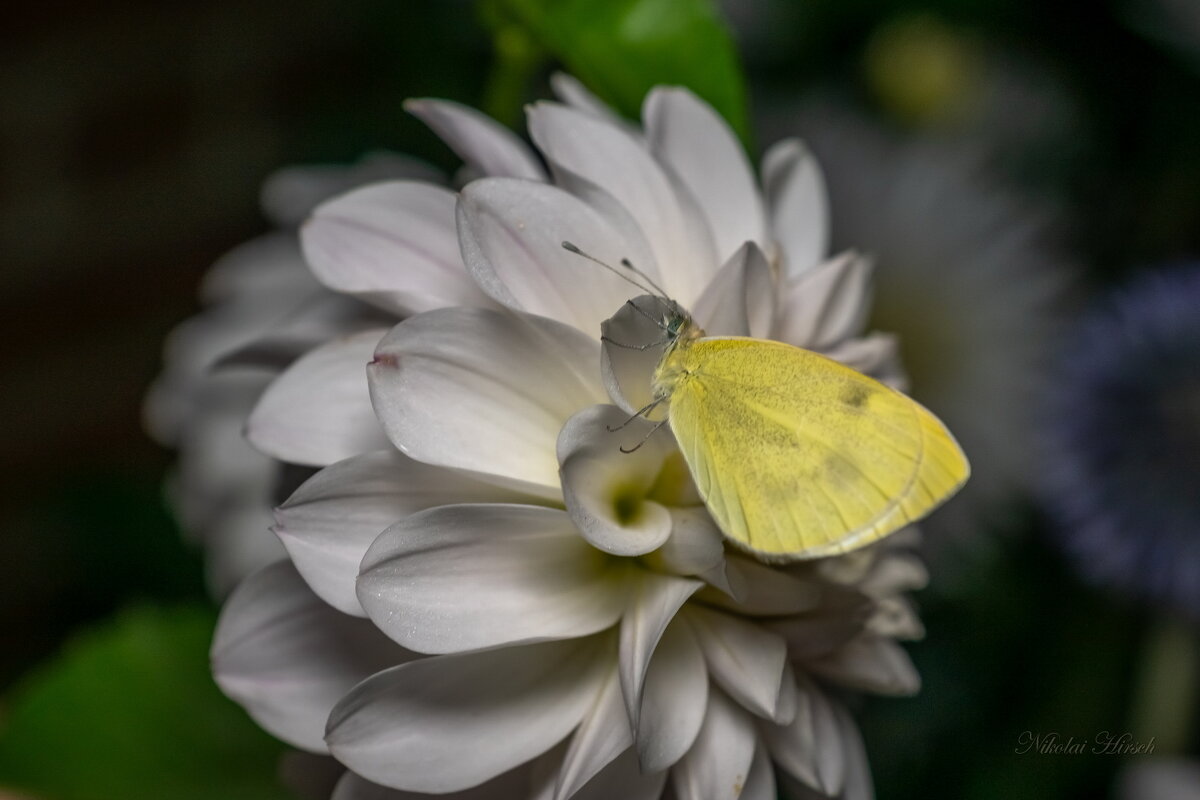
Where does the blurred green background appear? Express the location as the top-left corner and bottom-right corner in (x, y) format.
(1, 0), (1197, 798)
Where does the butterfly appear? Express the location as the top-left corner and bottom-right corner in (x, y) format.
(565, 242), (970, 562)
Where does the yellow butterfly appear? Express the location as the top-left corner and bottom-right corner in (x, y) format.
(566, 242), (969, 562)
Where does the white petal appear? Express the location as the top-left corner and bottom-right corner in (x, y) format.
(558, 405), (674, 556)
(247, 329), (390, 467)
(740, 745), (778, 800)
(301, 182), (492, 315)
(819, 333), (909, 391)
(694, 556), (823, 616)
(773, 251), (873, 350)
(690, 241), (776, 338)
(805, 634), (921, 696)
(457, 178), (659, 337)
(832, 700), (875, 800)
(762, 675), (845, 795)
(858, 552), (930, 596)
(867, 596), (926, 641)
(600, 294), (676, 417)
(643, 87), (767, 265)
(635, 618), (708, 772)
(326, 636), (610, 793)
(762, 138), (829, 278)
(685, 606), (788, 720)
(618, 573), (704, 729)
(645, 506), (725, 577)
(332, 766), (534, 800)
(406, 98), (547, 181)
(262, 151), (443, 228)
(763, 591), (872, 662)
(368, 307), (606, 497)
(358, 504), (629, 654)
(671, 689), (757, 800)
(566, 749), (668, 800)
(555, 667), (631, 800)
(549, 73), (625, 125)
(212, 561), (404, 753)
(528, 103), (718, 304)
(275, 450), (535, 616)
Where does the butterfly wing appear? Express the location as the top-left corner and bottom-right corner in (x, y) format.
(665, 337), (968, 560)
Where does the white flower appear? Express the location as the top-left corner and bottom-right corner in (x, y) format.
(145, 153), (431, 594)
(209, 77), (931, 800)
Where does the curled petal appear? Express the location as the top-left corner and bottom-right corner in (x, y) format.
(358, 504), (630, 654)
(301, 182), (491, 315)
(558, 405), (675, 556)
(685, 606), (788, 721)
(212, 562), (404, 753)
(327, 637), (610, 794)
(644, 506), (725, 578)
(690, 242), (777, 339)
(246, 329), (390, 467)
(643, 87), (768, 265)
(619, 573), (704, 730)
(368, 307), (606, 497)
(406, 98), (547, 181)
(275, 450), (535, 616)
(773, 251), (873, 351)
(600, 294), (674, 417)
(671, 689), (757, 800)
(458, 179), (660, 337)
(762, 138), (829, 278)
(635, 618), (708, 773)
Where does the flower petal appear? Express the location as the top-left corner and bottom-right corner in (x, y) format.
(247, 329), (390, 466)
(554, 666), (631, 800)
(832, 698), (876, 800)
(773, 251), (873, 351)
(301, 182), (492, 315)
(558, 405), (674, 556)
(635, 618), (708, 772)
(212, 561), (403, 753)
(690, 241), (776, 338)
(332, 766), (534, 800)
(368, 307), (606, 497)
(405, 98), (547, 181)
(549, 73), (626, 126)
(528, 103), (718, 303)
(643, 87), (767, 265)
(618, 573), (704, 730)
(820, 332), (909, 390)
(806, 634), (921, 696)
(565, 749), (668, 800)
(694, 555), (823, 616)
(325, 636), (610, 793)
(457, 178), (659, 337)
(740, 745), (778, 800)
(762, 675), (845, 796)
(685, 606), (788, 721)
(762, 138), (829, 278)
(600, 294), (674, 417)
(671, 689), (757, 800)
(358, 504), (629, 654)
(275, 450), (535, 616)
(644, 506), (725, 578)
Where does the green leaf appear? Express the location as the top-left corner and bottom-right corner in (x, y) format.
(0, 606), (292, 800)
(495, 0), (749, 142)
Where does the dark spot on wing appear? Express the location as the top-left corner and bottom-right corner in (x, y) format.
(842, 383), (870, 409)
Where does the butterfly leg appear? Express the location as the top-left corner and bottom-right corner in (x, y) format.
(619, 418), (670, 454)
(607, 397), (666, 432)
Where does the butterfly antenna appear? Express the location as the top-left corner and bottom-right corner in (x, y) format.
(561, 241), (660, 298)
(619, 257), (672, 303)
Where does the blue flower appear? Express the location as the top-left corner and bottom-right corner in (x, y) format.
(1039, 265), (1200, 614)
